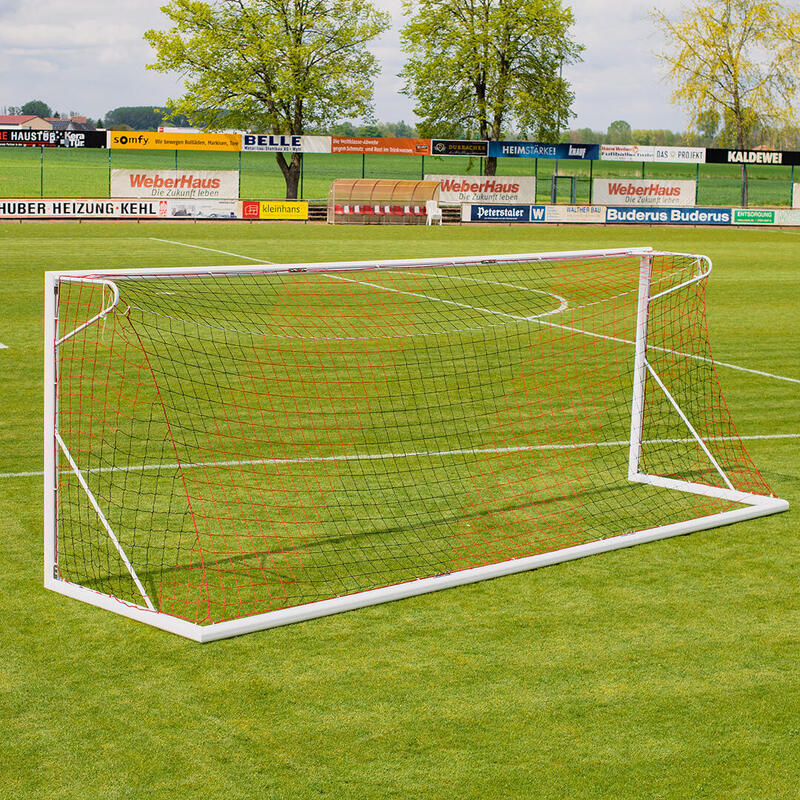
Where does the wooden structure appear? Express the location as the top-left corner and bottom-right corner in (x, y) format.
(327, 179), (441, 224)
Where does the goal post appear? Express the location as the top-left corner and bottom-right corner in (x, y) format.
(43, 248), (788, 641)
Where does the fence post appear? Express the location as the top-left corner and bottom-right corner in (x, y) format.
(695, 163), (699, 205)
(40, 147), (44, 198)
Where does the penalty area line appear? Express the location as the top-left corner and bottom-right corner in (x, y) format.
(148, 237), (275, 264)
(3, 432), (799, 480)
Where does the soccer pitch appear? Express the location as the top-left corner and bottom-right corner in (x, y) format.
(2, 221), (799, 798)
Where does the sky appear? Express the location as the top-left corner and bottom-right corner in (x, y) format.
(0, 0), (691, 133)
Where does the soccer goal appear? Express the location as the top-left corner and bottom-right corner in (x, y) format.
(44, 248), (788, 641)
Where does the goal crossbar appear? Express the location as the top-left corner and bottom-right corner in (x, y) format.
(44, 247), (788, 641)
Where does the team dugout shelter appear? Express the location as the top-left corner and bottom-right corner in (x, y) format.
(327, 179), (441, 224)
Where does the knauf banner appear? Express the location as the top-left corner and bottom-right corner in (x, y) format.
(593, 178), (696, 207)
(426, 175), (536, 204)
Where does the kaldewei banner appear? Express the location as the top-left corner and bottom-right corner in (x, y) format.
(593, 178), (696, 207)
(0, 129), (106, 148)
(431, 139), (489, 157)
(426, 175), (535, 204)
(606, 206), (731, 225)
(111, 170), (240, 199)
(330, 136), (430, 155)
(600, 144), (705, 163)
(487, 141), (599, 160)
(0, 198), (239, 219)
(705, 147), (800, 166)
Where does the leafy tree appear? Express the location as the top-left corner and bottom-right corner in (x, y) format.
(695, 109), (720, 143)
(606, 120), (632, 145)
(652, 0), (800, 204)
(145, 0), (390, 198)
(21, 99), (52, 118)
(104, 106), (190, 130)
(400, 0), (582, 175)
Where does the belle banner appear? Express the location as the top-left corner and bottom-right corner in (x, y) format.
(426, 175), (536, 204)
(109, 131), (241, 151)
(111, 170), (240, 199)
(593, 178), (696, 207)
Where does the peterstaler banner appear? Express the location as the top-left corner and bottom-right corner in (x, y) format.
(593, 178), (696, 207)
(426, 175), (536, 204)
(111, 170), (240, 199)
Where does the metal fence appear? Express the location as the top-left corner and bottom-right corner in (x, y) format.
(0, 146), (796, 206)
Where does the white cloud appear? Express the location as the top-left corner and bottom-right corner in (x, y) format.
(0, 0), (692, 132)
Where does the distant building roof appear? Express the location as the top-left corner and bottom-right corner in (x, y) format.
(47, 117), (96, 132)
(0, 115), (40, 125)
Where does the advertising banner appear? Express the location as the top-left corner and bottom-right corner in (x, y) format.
(431, 139), (489, 157)
(732, 209), (776, 225)
(487, 141), (599, 160)
(242, 134), (303, 153)
(774, 208), (800, 225)
(793, 184), (800, 208)
(241, 200), (309, 220)
(108, 131), (241, 151)
(593, 178), (696, 207)
(606, 206), (731, 225)
(463, 204), (529, 222)
(330, 136), (430, 155)
(0, 129), (106, 147)
(0, 198), (239, 219)
(426, 175), (536, 204)
(541, 205), (607, 224)
(704, 148), (800, 166)
(600, 144), (705, 163)
(111, 169), (240, 199)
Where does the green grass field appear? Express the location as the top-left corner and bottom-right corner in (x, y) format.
(1, 221), (798, 799)
(0, 146), (796, 206)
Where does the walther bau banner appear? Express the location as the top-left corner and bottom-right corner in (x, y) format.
(426, 175), (536, 204)
(111, 170), (240, 199)
(593, 178), (696, 207)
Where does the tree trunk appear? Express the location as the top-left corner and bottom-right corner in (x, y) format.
(741, 163), (748, 208)
(276, 152), (302, 199)
(485, 155), (497, 176)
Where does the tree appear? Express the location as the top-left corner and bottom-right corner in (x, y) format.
(104, 106), (190, 130)
(145, 0), (390, 199)
(21, 99), (52, 118)
(652, 0), (800, 204)
(606, 120), (632, 145)
(400, 0), (582, 175)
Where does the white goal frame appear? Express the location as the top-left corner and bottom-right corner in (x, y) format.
(43, 247), (789, 642)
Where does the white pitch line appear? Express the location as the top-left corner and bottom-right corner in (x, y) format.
(145, 239), (799, 385)
(3, 433), (798, 480)
(149, 237), (275, 264)
(0, 343), (7, 350)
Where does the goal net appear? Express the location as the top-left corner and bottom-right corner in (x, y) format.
(44, 248), (787, 640)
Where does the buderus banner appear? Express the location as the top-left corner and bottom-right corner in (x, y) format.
(606, 206), (731, 225)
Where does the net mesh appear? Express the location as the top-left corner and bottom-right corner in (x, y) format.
(52, 252), (774, 625)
